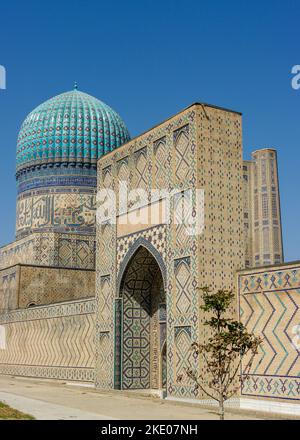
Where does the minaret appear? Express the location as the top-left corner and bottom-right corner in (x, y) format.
(250, 148), (284, 266)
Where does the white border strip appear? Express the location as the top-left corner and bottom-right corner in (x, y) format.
(166, 396), (239, 407)
(166, 396), (300, 416)
(240, 398), (300, 416)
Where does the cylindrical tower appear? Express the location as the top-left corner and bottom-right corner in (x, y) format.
(12, 87), (130, 269)
(15, 87), (130, 239)
(251, 148), (284, 266)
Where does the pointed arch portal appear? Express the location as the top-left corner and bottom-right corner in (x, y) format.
(115, 245), (167, 391)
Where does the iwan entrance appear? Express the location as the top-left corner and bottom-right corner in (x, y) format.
(115, 246), (167, 393)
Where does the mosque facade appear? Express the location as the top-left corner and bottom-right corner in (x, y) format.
(0, 88), (298, 415)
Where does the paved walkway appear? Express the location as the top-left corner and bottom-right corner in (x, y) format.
(0, 375), (268, 420)
(0, 391), (117, 420)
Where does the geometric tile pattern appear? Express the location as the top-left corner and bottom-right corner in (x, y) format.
(18, 265), (95, 308)
(117, 158), (130, 183)
(0, 298), (95, 382)
(0, 296), (95, 323)
(174, 125), (191, 183)
(240, 267), (300, 294)
(174, 326), (192, 386)
(120, 247), (163, 389)
(0, 263), (95, 311)
(239, 263), (300, 401)
(96, 103), (244, 400)
(174, 257), (191, 315)
(57, 237), (96, 269)
(98, 276), (111, 323)
(116, 225), (167, 273)
(134, 147), (148, 192)
(0, 364), (95, 382)
(242, 376), (300, 401)
(173, 192), (192, 250)
(0, 93), (274, 403)
(0, 267), (19, 312)
(95, 219), (116, 389)
(0, 236), (36, 270)
(97, 332), (111, 386)
(98, 224), (115, 275)
(153, 137), (168, 189)
(0, 232), (96, 271)
(102, 166), (113, 190)
(150, 277), (166, 389)
(113, 298), (123, 388)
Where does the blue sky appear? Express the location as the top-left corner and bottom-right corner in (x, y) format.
(0, 0), (299, 261)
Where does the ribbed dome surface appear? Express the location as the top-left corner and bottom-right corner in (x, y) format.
(16, 89), (130, 177)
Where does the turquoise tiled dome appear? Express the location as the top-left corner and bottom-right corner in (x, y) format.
(16, 88), (130, 178)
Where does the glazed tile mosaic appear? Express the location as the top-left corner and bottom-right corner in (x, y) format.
(0, 89), (295, 411)
(239, 263), (300, 402)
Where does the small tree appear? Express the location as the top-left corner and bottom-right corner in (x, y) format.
(178, 287), (263, 420)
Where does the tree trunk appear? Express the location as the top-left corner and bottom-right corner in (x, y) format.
(219, 385), (225, 420)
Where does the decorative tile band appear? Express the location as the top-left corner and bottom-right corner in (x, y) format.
(17, 174), (97, 194)
(240, 266), (300, 294)
(0, 365), (95, 382)
(242, 375), (300, 401)
(0, 298), (95, 324)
